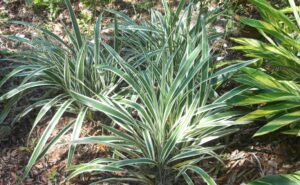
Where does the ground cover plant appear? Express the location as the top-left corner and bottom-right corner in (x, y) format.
(0, 0), (124, 180)
(1, 0), (300, 184)
(65, 1), (256, 184)
(0, 0), (255, 184)
(229, 0), (300, 137)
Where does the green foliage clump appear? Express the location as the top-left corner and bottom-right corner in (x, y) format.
(229, 0), (300, 136)
(66, 1), (254, 185)
(1, 0), (254, 184)
(1, 0), (121, 179)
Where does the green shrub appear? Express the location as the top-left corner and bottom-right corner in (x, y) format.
(229, 0), (300, 136)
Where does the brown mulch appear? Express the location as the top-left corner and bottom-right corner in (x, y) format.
(1, 118), (299, 185)
(216, 127), (300, 185)
(0, 116), (112, 185)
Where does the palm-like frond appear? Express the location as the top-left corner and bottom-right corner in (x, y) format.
(231, 0), (300, 80)
(230, 0), (300, 136)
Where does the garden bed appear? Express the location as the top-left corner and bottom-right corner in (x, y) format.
(1, 0), (299, 185)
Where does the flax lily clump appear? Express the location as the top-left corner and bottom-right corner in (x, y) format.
(0, 0), (122, 179)
(67, 1), (253, 184)
(0, 0), (254, 184)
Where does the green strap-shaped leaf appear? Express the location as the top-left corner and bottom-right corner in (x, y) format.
(0, 81), (54, 101)
(188, 166), (217, 185)
(250, 0), (299, 31)
(254, 110), (300, 136)
(208, 59), (258, 82)
(67, 164), (124, 181)
(142, 130), (156, 160)
(0, 96), (20, 124)
(0, 66), (27, 88)
(70, 91), (134, 126)
(215, 86), (249, 103)
(288, 0), (300, 28)
(182, 172), (194, 185)
(64, 59), (71, 89)
(238, 17), (300, 50)
(72, 136), (123, 144)
(64, 0), (82, 48)
(160, 127), (180, 163)
(238, 102), (300, 121)
(178, 166), (217, 185)
(75, 42), (87, 83)
(22, 99), (73, 179)
(282, 129), (300, 136)
(67, 107), (88, 167)
(8, 21), (74, 52)
(89, 178), (145, 185)
(37, 120), (74, 161)
(240, 67), (300, 94)
(232, 37), (300, 65)
(169, 147), (217, 164)
(94, 15), (102, 65)
(112, 158), (157, 167)
(228, 92), (296, 106)
(12, 99), (49, 124)
(100, 124), (142, 148)
(27, 95), (66, 144)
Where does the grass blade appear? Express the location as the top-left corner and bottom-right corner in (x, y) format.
(22, 99), (73, 179)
